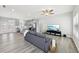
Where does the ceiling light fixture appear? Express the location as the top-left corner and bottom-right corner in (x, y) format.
(41, 8), (54, 16)
(11, 9), (15, 12)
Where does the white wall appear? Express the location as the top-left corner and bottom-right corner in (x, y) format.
(39, 12), (73, 37)
(73, 6), (79, 52)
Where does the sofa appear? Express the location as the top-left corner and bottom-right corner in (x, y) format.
(24, 31), (52, 53)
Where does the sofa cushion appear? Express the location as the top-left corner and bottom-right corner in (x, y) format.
(29, 31), (46, 38)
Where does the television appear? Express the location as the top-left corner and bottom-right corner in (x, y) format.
(47, 24), (59, 31)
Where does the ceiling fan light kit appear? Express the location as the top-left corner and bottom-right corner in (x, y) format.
(41, 8), (54, 16)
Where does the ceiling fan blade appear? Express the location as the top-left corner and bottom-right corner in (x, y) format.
(48, 13), (54, 15)
(42, 10), (46, 14)
(49, 9), (53, 12)
(50, 12), (54, 14)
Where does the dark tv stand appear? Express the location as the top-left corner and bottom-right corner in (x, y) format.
(46, 30), (61, 36)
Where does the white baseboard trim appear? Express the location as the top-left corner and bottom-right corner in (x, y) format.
(73, 36), (79, 52)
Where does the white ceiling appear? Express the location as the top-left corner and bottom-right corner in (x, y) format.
(0, 5), (74, 19)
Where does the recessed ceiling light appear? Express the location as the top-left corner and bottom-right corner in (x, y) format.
(11, 9), (15, 12)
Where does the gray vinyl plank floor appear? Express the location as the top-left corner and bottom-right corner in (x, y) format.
(45, 34), (78, 53)
(0, 33), (78, 53)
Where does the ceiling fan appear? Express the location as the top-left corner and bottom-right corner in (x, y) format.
(41, 9), (54, 16)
